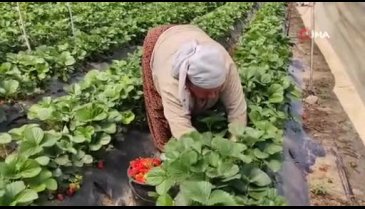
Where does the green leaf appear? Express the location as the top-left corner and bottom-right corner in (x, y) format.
(208, 190), (237, 206)
(165, 160), (190, 181)
(35, 156), (50, 166)
(72, 135), (87, 143)
(146, 167), (166, 186)
(248, 190), (268, 200)
(77, 150), (85, 159)
(74, 126), (94, 140)
(211, 137), (246, 158)
(82, 154), (93, 164)
(61, 51), (76, 66)
(0, 190), (5, 197)
(206, 167), (221, 178)
(268, 84), (284, 103)
(221, 173), (241, 182)
(260, 74), (271, 84)
(206, 151), (220, 167)
(147, 191), (159, 199)
(4, 153), (18, 164)
(211, 137), (232, 156)
(180, 150), (198, 166)
(53, 168), (62, 178)
(228, 122), (244, 137)
(0, 133), (12, 144)
(120, 111), (135, 124)
(101, 123), (116, 134)
(29, 184), (46, 193)
(74, 161), (84, 167)
(220, 164), (239, 178)
(180, 181), (212, 204)
(44, 179), (57, 191)
(190, 159), (209, 173)
(15, 189), (38, 204)
(156, 194), (174, 206)
(54, 155), (70, 166)
(239, 154), (253, 164)
(42, 130), (61, 147)
(90, 133), (111, 151)
(89, 143), (102, 151)
(20, 160), (42, 178)
(28, 105), (53, 121)
(249, 168), (272, 187)
(156, 179), (174, 195)
(19, 141), (43, 157)
(107, 110), (123, 122)
(174, 192), (192, 206)
(269, 93), (284, 103)
(6, 181), (25, 199)
(26, 169), (53, 192)
(266, 159), (282, 172)
(253, 148), (269, 159)
(1, 80), (19, 95)
(74, 103), (107, 122)
(24, 126), (44, 144)
(264, 144), (283, 155)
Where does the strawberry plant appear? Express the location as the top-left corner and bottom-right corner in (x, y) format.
(0, 180), (38, 206)
(146, 131), (286, 206)
(192, 2), (254, 40)
(0, 3), (231, 203)
(0, 3), (223, 100)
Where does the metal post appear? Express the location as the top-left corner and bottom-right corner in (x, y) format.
(67, 2), (76, 37)
(309, 2), (315, 93)
(16, 2), (31, 51)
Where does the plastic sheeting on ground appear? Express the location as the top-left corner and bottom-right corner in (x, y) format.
(275, 58), (325, 206)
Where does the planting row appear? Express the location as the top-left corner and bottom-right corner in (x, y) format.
(0, 3), (255, 206)
(146, 2), (299, 206)
(0, 3), (223, 100)
(0, 3), (146, 57)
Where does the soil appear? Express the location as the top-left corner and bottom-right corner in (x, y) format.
(288, 3), (365, 206)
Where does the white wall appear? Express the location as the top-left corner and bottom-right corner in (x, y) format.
(314, 2), (365, 103)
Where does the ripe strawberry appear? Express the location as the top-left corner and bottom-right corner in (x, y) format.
(66, 187), (76, 197)
(56, 194), (64, 201)
(152, 159), (161, 166)
(135, 173), (145, 184)
(69, 183), (77, 190)
(97, 160), (105, 169)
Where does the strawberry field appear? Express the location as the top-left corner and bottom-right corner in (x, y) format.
(0, 2), (320, 206)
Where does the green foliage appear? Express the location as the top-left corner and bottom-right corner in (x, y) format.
(148, 2), (297, 206)
(0, 2), (223, 99)
(0, 2), (298, 206)
(146, 132), (286, 206)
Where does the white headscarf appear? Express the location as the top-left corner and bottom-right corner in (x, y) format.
(171, 40), (227, 111)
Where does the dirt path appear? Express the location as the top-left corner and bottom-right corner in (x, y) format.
(288, 3), (365, 206)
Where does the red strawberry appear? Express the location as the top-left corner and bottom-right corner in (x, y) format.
(97, 160), (105, 169)
(152, 159), (161, 166)
(135, 173), (145, 184)
(69, 183), (77, 190)
(66, 187), (76, 197)
(57, 194), (65, 201)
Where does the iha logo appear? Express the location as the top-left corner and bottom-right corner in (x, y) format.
(298, 27), (330, 41)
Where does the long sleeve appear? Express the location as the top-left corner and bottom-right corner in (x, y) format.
(160, 86), (197, 139)
(220, 61), (247, 128)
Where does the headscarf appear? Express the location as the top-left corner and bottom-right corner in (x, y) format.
(171, 40), (227, 111)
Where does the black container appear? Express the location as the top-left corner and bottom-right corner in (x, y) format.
(128, 180), (156, 203)
(127, 168), (156, 205)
